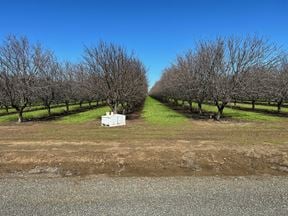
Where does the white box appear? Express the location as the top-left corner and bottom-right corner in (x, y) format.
(101, 113), (126, 127)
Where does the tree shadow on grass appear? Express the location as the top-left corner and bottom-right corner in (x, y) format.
(27, 103), (144, 122)
(0, 104), (69, 117)
(164, 100), (288, 121)
(227, 105), (288, 118)
(24, 105), (104, 122)
(161, 102), (226, 121)
(123, 102), (146, 121)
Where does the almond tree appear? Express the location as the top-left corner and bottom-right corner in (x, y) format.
(84, 41), (147, 113)
(150, 35), (282, 120)
(0, 35), (37, 122)
(59, 63), (78, 112)
(226, 36), (280, 111)
(75, 64), (106, 108)
(0, 81), (10, 113)
(34, 46), (61, 116)
(237, 67), (274, 110)
(273, 60), (288, 112)
(208, 36), (281, 119)
(175, 52), (197, 111)
(118, 58), (148, 113)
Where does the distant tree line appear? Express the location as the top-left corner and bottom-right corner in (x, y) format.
(0, 35), (148, 122)
(150, 36), (288, 120)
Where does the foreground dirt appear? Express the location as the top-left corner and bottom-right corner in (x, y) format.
(0, 119), (288, 177)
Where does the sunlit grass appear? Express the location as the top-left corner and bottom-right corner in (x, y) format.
(230, 102), (288, 113)
(57, 106), (109, 124)
(142, 97), (187, 125)
(0, 104), (52, 115)
(0, 103), (91, 123)
(193, 103), (282, 122)
(0, 107), (15, 114)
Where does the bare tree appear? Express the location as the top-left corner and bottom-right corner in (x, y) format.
(227, 36), (280, 111)
(150, 35), (282, 120)
(273, 59), (288, 112)
(58, 62), (78, 112)
(118, 58), (147, 113)
(207, 36), (280, 119)
(237, 67), (274, 110)
(175, 53), (197, 112)
(0, 35), (38, 122)
(84, 41), (147, 113)
(33, 45), (61, 116)
(0, 80), (10, 113)
(74, 63), (106, 108)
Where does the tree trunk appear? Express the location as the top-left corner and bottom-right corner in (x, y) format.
(215, 106), (224, 121)
(18, 110), (23, 123)
(65, 101), (69, 112)
(198, 102), (202, 115)
(188, 101), (193, 113)
(252, 100), (255, 110)
(96, 101), (99, 106)
(234, 100), (237, 106)
(47, 105), (51, 116)
(214, 101), (226, 121)
(174, 99), (178, 106)
(5, 105), (9, 113)
(88, 101), (92, 108)
(113, 103), (118, 114)
(121, 103), (126, 115)
(277, 100), (282, 113)
(79, 101), (83, 108)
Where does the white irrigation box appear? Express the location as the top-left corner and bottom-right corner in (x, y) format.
(101, 112), (126, 127)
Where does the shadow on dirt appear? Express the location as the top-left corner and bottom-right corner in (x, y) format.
(124, 102), (145, 121)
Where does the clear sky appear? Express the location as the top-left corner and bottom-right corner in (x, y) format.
(0, 0), (287, 87)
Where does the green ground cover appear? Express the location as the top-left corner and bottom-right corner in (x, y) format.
(0, 103), (92, 123)
(142, 97), (188, 125)
(58, 106), (109, 124)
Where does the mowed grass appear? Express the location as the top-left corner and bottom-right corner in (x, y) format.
(0, 104), (55, 115)
(230, 102), (288, 113)
(0, 107), (15, 114)
(142, 97), (187, 125)
(57, 106), (109, 124)
(0, 103), (69, 115)
(0, 103), (91, 123)
(193, 103), (283, 122)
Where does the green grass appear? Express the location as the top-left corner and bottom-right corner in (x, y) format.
(57, 106), (110, 124)
(142, 97), (187, 125)
(0, 107), (15, 114)
(0, 103), (68, 115)
(230, 102), (288, 113)
(0, 103), (91, 123)
(194, 103), (282, 122)
(0, 97), (284, 124)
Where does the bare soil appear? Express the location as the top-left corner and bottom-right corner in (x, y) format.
(0, 118), (288, 177)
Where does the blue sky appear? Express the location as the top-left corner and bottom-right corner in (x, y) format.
(0, 0), (287, 87)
